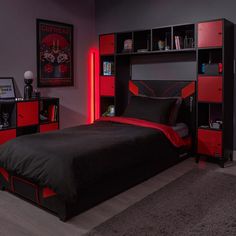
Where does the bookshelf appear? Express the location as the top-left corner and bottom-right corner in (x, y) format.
(196, 19), (234, 167)
(99, 34), (116, 117)
(0, 97), (60, 144)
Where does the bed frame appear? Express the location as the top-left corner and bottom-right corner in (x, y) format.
(0, 80), (195, 221)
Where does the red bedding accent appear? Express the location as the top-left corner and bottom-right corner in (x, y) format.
(0, 167), (9, 182)
(99, 116), (191, 148)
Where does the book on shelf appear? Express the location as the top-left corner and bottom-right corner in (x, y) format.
(174, 36), (183, 50)
(48, 104), (58, 122)
(103, 61), (114, 76)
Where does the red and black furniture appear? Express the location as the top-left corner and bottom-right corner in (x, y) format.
(196, 19), (234, 167)
(0, 97), (59, 145)
(99, 18), (234, 167)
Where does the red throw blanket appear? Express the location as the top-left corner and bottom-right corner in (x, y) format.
(99, 116), (191, 148)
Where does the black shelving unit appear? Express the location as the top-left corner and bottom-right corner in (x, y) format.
(196, 19), (234, 167)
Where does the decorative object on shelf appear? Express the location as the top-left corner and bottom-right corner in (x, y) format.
(37, 19), (74, 87)
(24, 71), (34, 99)
(164, 32), (170, 50)
(184, 36), (194, 49)
(158, 40), (165, 50)
(0, 78), (15, 99)
(123, 39), (133, 52)
(102, 105), (115, 117)
(2, 112), (9, 128)
(203, 63), (223, 75)
(32, 88), (41, 99)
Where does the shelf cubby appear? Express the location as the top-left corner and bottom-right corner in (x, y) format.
(40, 98), (59, 124)
(198, 48), (222, 75)
(133, 30), (151, 53)
(173, 24), (195, 50)
(100, 97), (115, 116)
(100, 55), (115, 76)
(116, 32), (133, 54)
(152, 27), (171, 51)
(198, 103), (222, 130)
(0, 101), (16, 130)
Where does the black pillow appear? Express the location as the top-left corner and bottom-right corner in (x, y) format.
(122, 95), (178, 125)
(168, 97), (182, 126)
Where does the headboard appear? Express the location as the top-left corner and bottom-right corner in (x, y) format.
(128, 80), (196, 137)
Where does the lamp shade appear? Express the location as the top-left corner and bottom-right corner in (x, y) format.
(24, 71), (34, 80)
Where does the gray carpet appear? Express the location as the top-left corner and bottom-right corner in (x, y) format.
(86, 167), (236, 236)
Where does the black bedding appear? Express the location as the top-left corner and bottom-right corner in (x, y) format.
(0, 120), (180, 203)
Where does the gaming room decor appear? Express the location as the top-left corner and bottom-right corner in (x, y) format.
(37, 19), (74, 87)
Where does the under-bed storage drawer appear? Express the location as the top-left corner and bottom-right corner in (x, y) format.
(197, 128), (222, 157)
(0, 129), (16, 145)
(11, 176), (39, 203)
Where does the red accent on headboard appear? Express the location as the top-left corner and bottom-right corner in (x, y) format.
(181, 82), (195, 98)
(129, 81), (139, 95)
(0, 167), (9, 182)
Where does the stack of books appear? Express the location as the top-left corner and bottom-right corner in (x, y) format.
(48, 105), (58, 122)
(103, 61), (114, 75)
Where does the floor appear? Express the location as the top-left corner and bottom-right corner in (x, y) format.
(0, 157), (235, 236)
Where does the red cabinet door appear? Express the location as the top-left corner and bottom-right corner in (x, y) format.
(197, 129), (222, 157)
(17, 101), (39, 127)
(100, 76), (115, 96)
(198, 76), (222, 102)
(0, 129), (16, 145)
(100, 34), (115, 55)
(40, 123), (59, 133)
(198, 20), (223, 48)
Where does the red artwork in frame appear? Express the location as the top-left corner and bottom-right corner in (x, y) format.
(37, 19), (74, 87)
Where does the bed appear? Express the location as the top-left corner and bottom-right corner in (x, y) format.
(0, 81), (195, 221)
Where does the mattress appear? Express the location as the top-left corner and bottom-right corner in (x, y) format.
(0, 118), (188, 203)
(172, 123), (189, 138)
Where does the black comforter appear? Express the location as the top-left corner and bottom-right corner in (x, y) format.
(0, 120), (178, 202)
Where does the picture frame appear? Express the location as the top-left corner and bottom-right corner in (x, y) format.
(36, 19), (74, 87)
(0, 77), (16, 99)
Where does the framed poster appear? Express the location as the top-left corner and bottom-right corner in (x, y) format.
(37, 19), (74, 87)
(0, 78), (15, 99)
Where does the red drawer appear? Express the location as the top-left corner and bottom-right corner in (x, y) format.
(0, 129), (16, 145)
(40, 123), (59, 133)
(100, 76), (115, 96)
(17, 101), (39, 127)
(100, 34), (115, 55)
(198, 76), (222, 102)
(197, 129), (222, 157)
(198, 20), (223, 48)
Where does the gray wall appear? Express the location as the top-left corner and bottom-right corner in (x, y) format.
(0, 0), (96, 128)
(95, 0), (236, 148)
